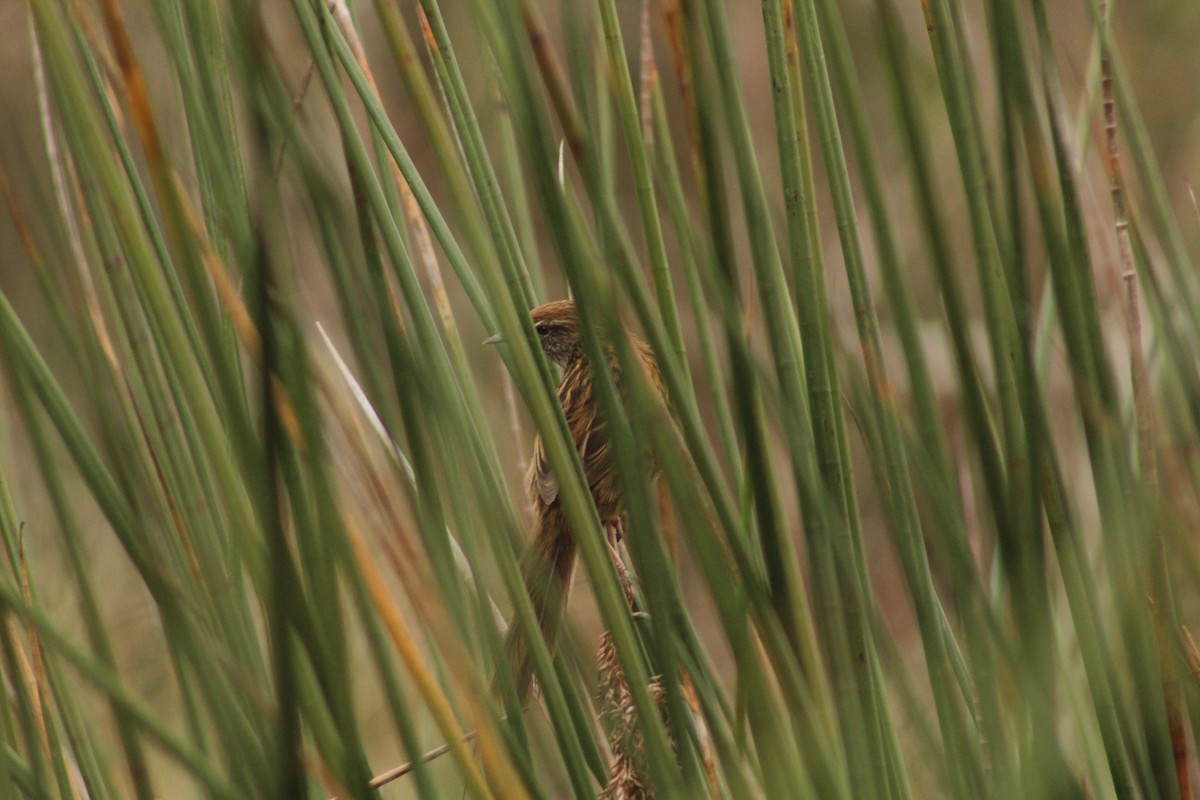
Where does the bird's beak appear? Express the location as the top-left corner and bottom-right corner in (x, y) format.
(482, 332), (504, 345)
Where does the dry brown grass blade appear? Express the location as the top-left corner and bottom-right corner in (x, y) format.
(325, 734), (473, 798)
(514, 0), (586, 163)
(680, 674), (719, 798)
(16, 531), (58, 792)
(346, 500), (538, 799)
(656, 0), (703, 203)
(328, 0), (456, 347)
(315, 322), (507, 627)
(1099, 2), (1185, 795)
(343, 512), (499, 799)
(1100, 17), (1155, 491)
(639, 0), (657, 159)
(95, 0), (162, 170)
(171, 173), (261, 358)
(28, 9), (120, 372)
(171, 172), (315, 453)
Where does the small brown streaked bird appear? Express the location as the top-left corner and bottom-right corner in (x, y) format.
(487, 299), (664, 703)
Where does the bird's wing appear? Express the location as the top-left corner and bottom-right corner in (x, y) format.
(528, 362), (610, 508)
(573, 413), (609, 491)
(531, 437), (559, 506)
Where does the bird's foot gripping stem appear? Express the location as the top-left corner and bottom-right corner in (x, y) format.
(605, 520), (636, 607)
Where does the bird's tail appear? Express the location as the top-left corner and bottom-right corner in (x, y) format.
(503, 504), (577, 703)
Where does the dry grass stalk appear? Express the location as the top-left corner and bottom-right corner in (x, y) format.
(597, 630), (666, 800)
(595, 524), (700, 800)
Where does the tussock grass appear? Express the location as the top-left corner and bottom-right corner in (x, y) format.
(0, 0), (1198, 797)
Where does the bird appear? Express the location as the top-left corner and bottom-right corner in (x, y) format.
(488, 299), (663, 704)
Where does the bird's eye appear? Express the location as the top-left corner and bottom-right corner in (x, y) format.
(534, 322), (548, 335)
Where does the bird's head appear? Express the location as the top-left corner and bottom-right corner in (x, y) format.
(528, 300), (584, 367)
(483, 299), (587, 366)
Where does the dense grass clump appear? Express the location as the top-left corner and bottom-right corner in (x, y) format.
(0, 0), (1198, 797)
